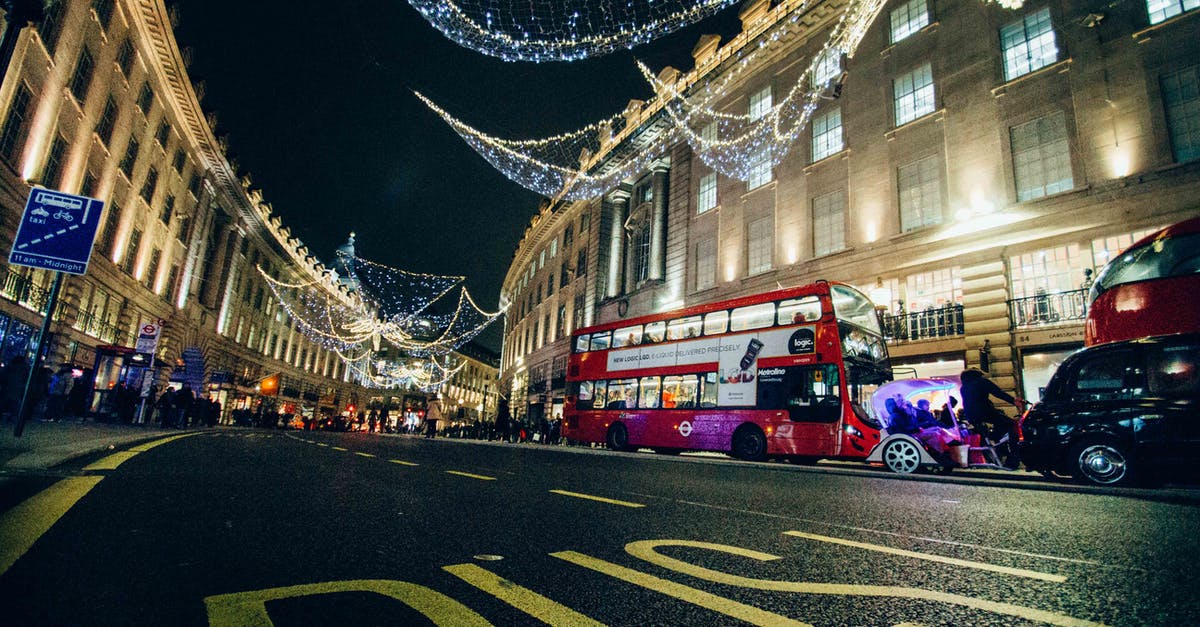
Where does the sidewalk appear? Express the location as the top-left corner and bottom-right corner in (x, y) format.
(0, 420), (178, 471)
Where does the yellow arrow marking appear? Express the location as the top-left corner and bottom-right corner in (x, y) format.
(444, 563), (605, 626)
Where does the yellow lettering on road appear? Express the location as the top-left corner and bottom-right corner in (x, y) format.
(445, 471), (496, 481)
(0, 476), (103, 576)
(444, 563), (604, 626)
(783, 531), (1066, 583)
(549, 490), (644, 509)
(389, 459), (419, 466)
(551, 551), (809, 627)
(625, 540), (1104, 627)
(205, 579), (489, 627)
(355, 452), (376, 458)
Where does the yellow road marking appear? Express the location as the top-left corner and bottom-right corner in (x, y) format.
(355, 452), (376, 458)
(331, 446), (348, 451)
(445, 470), (495, 481)
(624, 540), (1103, 627)
(316, 443), (329, 447)
(550, 489), (644, 508)
(0, 477), (103, 576)
(783, 531), (1066, 583)
(84, 432), (201, 470)
(205, 579), (489, 626)
(552, 550), (809, 627)
(389, 459), (419, 466)
(444, 563), (605, 626)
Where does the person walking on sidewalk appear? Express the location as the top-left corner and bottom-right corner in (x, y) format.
(46, 364), (73, 422)
(1, 356), (30, 424)
(424, 397), (443, 439)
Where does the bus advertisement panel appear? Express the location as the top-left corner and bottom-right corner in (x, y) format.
(564, 282), (891, 462)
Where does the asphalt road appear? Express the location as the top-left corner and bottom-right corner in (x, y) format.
(1, 429), (1198, 626)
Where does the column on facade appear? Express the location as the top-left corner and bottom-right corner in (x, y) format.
(199, 219), (233, 309)
(648, 164), (669, 282)
(960, 259), (1019, 412)
(603, 189), (630, 299)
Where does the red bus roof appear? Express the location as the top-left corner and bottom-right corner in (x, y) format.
(1126, 215), (1200, 252)
(572, 280), (853, 336)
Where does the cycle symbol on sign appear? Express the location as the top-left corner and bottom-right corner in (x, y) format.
(52, 210), (74, 222)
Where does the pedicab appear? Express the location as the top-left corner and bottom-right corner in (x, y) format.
(864, 377), (1012, 475)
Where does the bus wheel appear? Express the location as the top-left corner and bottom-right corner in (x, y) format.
(882, 439), (922, 474)
(732, 426), (768, 462)
(606, 423), (632, 452)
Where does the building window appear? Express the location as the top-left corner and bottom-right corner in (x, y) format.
(697, 172), (717, 213)
(894, 62), (935, 126)
(905, 267), (963, 310)
(0, 84), (33, 162)
(119, 136), (140, 178)
(550, 236), (558, 258)
(145, 248), (161, 290)
(116, 39), (135, 77)
(1011, 111), (1073, 201)
(1010, 245), (1087, 299)
(122, 228), (141, 275)
(140, 167), (158, 203)
(813, 190), (846, 257)
(95, 97), (117, 146)
(38, 1), (65, 56)
(563, 224), (574, 247)
(42, 135), (67, 188)
(160, 194), (175, 224)
(538, 249), (545, 269)
(1001, 8), (1058, 82)
(546, 274), (554, 296)
(701, 120), (718, 143)
(628, 213), (652, 285)
(173, 149), (186, 173)
(99, 202), (121, 256)
(748, 85), (772, 121)
(576, 247), (588, 277)
(572, 292), (586, 332)
(93, 0), (115, 27)
(137, 83), (154, 115)
(1091, 226), (1162, 270)
(747, 217), (773, 275)
(188, 173), (202, 197)
(695, 239), (716, 292)
(812, 48), (842, 89)
(559, 263), (569, 288)
(177, 216), (190, 243)
(634, 179), (653, 205)
(69, 48), (96, 104)
(746, 151), (772, 189)
(1161, 65), (1200, 163)
(557, 305), (567, 338)
(811, 108), (843, 162)
(898, 155), (942, 232)
(155, 120), (171, 147)
(890, 0), (929, 44)
(1148, 0), (1200, 24)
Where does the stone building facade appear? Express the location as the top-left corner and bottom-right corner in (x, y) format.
(499, 0), (1200, 421)
(0, 0), (383, 418)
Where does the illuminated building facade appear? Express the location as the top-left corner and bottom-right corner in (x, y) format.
(500, 0), (1200, 419)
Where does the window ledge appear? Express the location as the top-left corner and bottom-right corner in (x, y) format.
(880, 21), (941, 57)
(885, 109), (944, 141)
(742, 179), (777, 199)
(1133, 10), (1199, 43)
(803, 148), (850, 175)
(991, 58), (1073, 97)
(695, 205), (720, 218)
(812, 247), (852, 261)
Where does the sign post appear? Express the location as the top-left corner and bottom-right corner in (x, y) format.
(133, 321), (162, 424)
(8, 188), (104, 436)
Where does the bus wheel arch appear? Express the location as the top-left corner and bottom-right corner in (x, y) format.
(731, 424), (768, 462)
(606, 422), (633, 452)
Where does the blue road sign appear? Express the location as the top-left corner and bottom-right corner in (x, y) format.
(8, 188), (104, 275)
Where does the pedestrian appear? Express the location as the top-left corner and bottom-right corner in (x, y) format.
(1, 356), (30, 423)
(46, 364), (73, 421)
(494, 399), (510, 442)
(959, 368), (1026, 468)
(156, 387), (176, 427)
(68, 368), (94, 422)
(175, 383), (194, 428)
(424, 397), (443, 439)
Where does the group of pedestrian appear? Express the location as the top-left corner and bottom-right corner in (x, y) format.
(153, 383), (221, 428)
(0, 356), (95, 424)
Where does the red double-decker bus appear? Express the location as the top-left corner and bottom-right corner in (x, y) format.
(1085, 215), (1200, 346)
(564, 281), (892, 462)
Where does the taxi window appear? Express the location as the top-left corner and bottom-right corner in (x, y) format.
(731, 302), (776, 331)
(704, 311), (729, 336)
(667, 316), (703, 340)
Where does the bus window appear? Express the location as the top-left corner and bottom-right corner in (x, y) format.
(667, 316), (703, 340)
(613, 325), (644, 348)
(607, 378), (639, 409)
(574, 334), (591, 353)
(756, 365), (842, 422)
(699, 372), (719, 408)
(590, 331), (612, 351)
(731, 302), (776, 331)
(644, 321), (666, 343)
(593, 380), (608, 409)
(778, 296), (822, 325)
(831, 285), (882, 334)
(639, 376), (661, 408)
(662, 375), (698, 408)
(704, 311), (729, 336)
(578, 381), (594, 409)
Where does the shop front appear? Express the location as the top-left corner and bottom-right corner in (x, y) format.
(1014, 326), (1085, 403)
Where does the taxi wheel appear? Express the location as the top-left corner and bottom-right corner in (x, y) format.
(1072, 440), (1134, 486)
(882, 439), (922, 474)
(606, 423), (632, 452)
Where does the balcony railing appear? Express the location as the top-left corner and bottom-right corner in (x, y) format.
(0, 267), (53, 315)
(880, 304), (964, 342)
(1008, 288), (1088, 329)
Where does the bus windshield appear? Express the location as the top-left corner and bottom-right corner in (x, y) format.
(1090, 232), (1200, 302)
(832, 285), (882, 334)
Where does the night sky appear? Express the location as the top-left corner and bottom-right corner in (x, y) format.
(170, 0), (743, 349)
